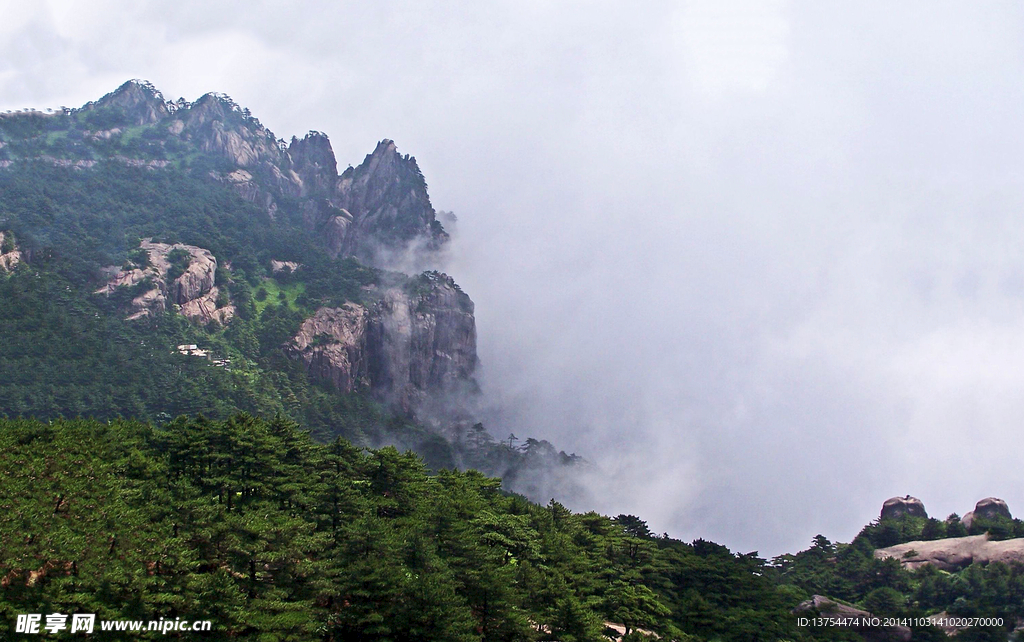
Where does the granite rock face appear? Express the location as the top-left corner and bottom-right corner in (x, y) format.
(333, 139), (448, 265)
(288, 272), (476, 412)
(875, 533), (1024, 571)
(880, 496), (927, 520)
(0, 231), (22, 272)
(289, 305), (370, 393)
(286, 135), (447, 266)
(83, 80), (169, 126)
(97, 240), (233, 324)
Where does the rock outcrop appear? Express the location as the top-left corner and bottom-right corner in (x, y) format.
(962, 497), (1012, 530)
(82, 80), (169, 126)
(96, 240), (233, 324)
(794, 596), (911, 642)
(288, 272), (476, 411)
(176, 93), (288, 169)
(875, 533), (1024, 571)
(365, 272), (476, 408)
(332, 139), (448, 264)
(286, 135), (447, 266)
(289, 305), (370, 393)
(0, 231), (22, 272)
(880, 496), (927, 520)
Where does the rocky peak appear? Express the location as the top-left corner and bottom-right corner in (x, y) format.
(85, 79), (169, 126)
(289, 131), (338, 196)
(880, 495), (927, 520)
(174, 93), (285, 169)
(335, 139), (448, 264)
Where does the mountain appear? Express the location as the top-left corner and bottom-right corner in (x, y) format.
(0, 79), (578, 496)
(3, 81), (1024, 641)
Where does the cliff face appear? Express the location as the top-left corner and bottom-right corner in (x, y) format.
(288, 272), (476, 411)
(334, 140), (448, 264)
(366, 272), (476, 406)
(287, 135), (446, 265)
(289, 304), (370, 392)
(97, 240), (234, 324)
(0, 231), (22, 272)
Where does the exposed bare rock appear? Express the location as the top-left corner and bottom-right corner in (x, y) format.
(289, 131), (338, 197)
(301, 200), (352, 258)
(179, 286), (234, 326)
(880, 496), (927, 520)
(211, 168), (279, 219)
(366, 272), (477, 410)
(179, 93), (286, 169)
(44, 158), (97, 170)
(288, 272), (476, 412)
(875, 533), (1024, 571)
(96, 240), (230, 324)
(794, 596), (911, 642)
(0, 232), (23, 272)
(977, 497), (1010, 519)
(88, 127), (122, 141)
(128, 286), (167, 321)
(963, 498), (1012, 531)
(82, 80), (169, 126)
(333, 139), (448, 265)
(270, 261), (300, 274)
(288, 304), (369, 392)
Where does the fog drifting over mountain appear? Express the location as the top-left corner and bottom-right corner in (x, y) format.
(5, 0), (1024, 556)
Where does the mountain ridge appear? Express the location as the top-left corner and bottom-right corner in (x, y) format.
(0, 79), (584, 506)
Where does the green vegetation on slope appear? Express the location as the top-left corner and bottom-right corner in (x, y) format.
(0, 415), (805, 642)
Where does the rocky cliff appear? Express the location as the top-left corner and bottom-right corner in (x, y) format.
(288, 271), (476, 411)
(82, 80), (169, 126)
(97, 240), (233, 324)
(0, 231), (22, 272)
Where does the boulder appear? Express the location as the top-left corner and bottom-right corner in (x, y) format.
(880, 496), (927, 520)
(962, 497), (1011, 530)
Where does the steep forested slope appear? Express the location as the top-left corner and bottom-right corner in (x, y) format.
(0, 81), (576, 491)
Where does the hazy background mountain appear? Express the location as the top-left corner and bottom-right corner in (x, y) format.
(4, 1), (1024, 557)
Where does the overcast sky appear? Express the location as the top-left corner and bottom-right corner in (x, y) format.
(4, 0), (1024, 556)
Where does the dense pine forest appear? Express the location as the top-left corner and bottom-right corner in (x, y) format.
(2, 82), (1024, 640)
(2, 415), (1024, 641)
